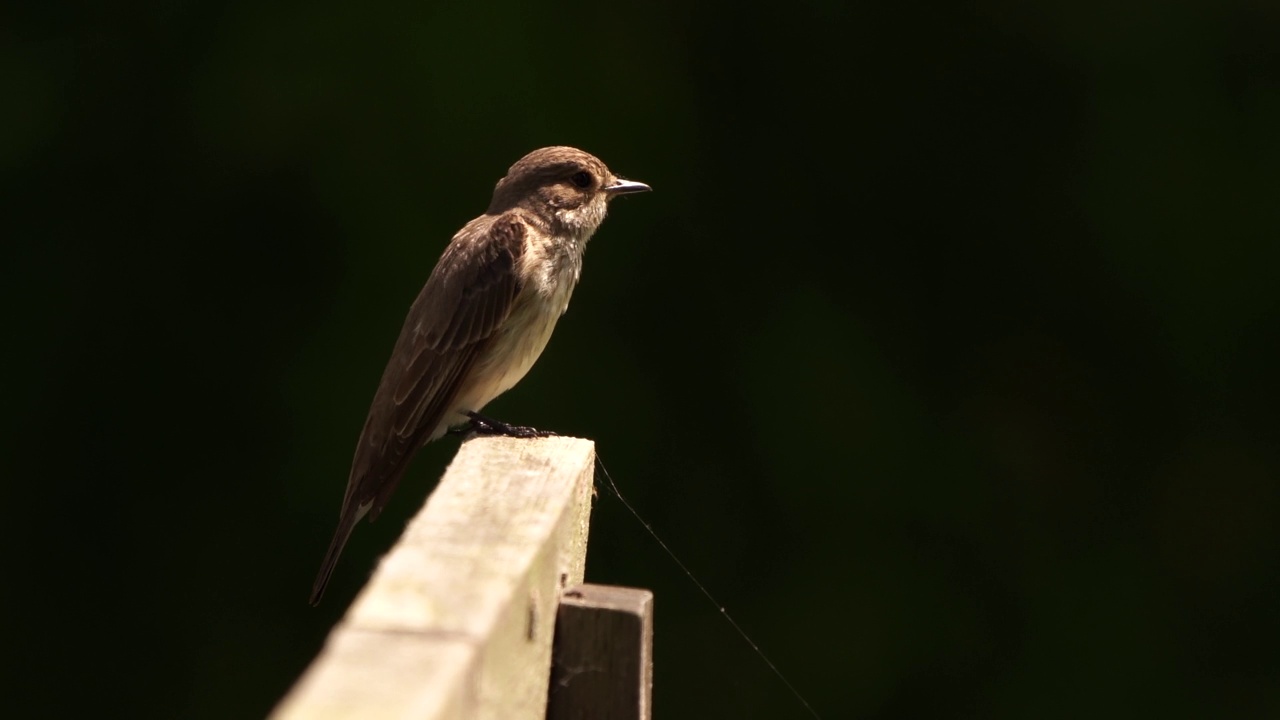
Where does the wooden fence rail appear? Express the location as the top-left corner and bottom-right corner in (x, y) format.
(273, 436), (652, 720)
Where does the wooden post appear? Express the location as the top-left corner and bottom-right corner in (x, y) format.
(273, 436), (596, 720)
(546, 584), (654, 720)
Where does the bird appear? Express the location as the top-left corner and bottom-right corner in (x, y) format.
(309, 146), (650, 605)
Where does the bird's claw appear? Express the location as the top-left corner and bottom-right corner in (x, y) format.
(460, 411), (556, 439)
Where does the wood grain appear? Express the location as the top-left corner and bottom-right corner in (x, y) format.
(274, 436), (596, 720)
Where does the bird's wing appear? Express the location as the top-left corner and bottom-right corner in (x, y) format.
(311, 215), (527, 604)
(343, 215), (527, 521)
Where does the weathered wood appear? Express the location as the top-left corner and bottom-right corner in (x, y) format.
(274, 436), (597, 720)
(546, 584), (654, 720)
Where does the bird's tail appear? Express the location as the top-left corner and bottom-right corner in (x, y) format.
(309, 502), (369, 606)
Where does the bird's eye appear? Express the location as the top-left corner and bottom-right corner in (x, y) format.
(570, 171), (593, 189)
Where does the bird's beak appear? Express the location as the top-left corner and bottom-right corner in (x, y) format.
(604, 179), (652, 195)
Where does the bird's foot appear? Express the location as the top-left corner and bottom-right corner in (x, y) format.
(457, 411), (557, 439)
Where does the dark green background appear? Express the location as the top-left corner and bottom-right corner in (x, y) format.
(5, 1), (1278, 717)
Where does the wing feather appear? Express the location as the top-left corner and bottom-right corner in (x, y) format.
(338, 215), (526, 522)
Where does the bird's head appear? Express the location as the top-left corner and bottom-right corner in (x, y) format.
(488, 146), (650, 238)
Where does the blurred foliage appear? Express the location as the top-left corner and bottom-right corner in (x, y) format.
(3, 0), (1279, 717)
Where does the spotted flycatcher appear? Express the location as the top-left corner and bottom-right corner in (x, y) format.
(310, 146), (649, 604)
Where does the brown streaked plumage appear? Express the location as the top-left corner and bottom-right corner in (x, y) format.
(310, 146), (649, 605)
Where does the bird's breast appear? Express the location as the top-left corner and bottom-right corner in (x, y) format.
(446, 239), (583, 425)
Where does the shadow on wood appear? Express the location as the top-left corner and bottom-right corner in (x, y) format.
(547, 584), (654, 720)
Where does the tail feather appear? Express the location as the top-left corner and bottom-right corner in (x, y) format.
(309, 503), (369, 606)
